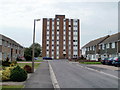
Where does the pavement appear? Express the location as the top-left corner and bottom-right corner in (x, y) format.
(24, 61), (54, 89)
(49, 60), (118, 88)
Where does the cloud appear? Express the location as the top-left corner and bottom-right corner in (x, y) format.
(0, 1), (118, 47)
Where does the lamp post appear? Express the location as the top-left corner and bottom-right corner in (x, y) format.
(32, 19), (40, 73)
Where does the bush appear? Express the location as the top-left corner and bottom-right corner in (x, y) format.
(2, 61), (11, 66)
(16, 57), (22, 61)
(10, 61), (17, 67)
(23, 65), (32, 73)
(1, 67), (14, 81)
(25, 55), (32, 61)
(10, 66), (27, 82)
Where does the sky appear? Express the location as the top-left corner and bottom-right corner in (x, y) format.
(0, 0), (119, 48)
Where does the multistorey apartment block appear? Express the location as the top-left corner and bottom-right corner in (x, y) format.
(42, 15), (80, 59)
(0, 34), (24, 61)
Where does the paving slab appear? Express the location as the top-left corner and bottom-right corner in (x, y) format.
(24, 61), (53, 88)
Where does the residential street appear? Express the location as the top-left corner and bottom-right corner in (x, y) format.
(49, 60), (118, 88)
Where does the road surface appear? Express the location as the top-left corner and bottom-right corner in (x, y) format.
(49, 60), (118, 88)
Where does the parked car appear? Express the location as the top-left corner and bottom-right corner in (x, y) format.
(101, 58), (109, 65)
(105, 57), (114, 65)
(112, 57), (120, 67)
(43, 57), (52, 60)
(34, 57), (38, 60)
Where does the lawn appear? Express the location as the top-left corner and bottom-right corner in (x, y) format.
(17, 63), (40, 69)
(17, 60), (43, 62)
(80, 62), (102, 64)
(0, 85), (24, 90)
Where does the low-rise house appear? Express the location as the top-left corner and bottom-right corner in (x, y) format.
(82, 33), (120, 61)
(99, 33), (120, 59)
(0, 34), (24, 61)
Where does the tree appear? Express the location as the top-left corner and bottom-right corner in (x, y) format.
(24, 43), (41, 61)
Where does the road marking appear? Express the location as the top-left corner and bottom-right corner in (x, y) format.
(68, 62), (120, 79)
(48, 61), (60, 89)
(77, 64), (120, 79)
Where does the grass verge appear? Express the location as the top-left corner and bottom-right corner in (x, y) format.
(80, 62), (102, 64)
(0, 85), (24, 90)
(17, 60), (43, 62)
(17, 63), (40, 69)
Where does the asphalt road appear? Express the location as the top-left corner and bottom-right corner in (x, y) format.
(49, 60), (118, 88)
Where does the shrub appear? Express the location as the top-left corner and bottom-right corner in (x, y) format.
(1, 67), (15, 81)
(2, 69), (11, 81)
(2, 61), (11, 66)
(10, 66), (27, 82)
(23, 65), (32, 73)
(25, 55), (32, 61)
(10, 61), (17, 67)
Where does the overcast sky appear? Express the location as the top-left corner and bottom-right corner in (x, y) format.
(0, 0), (119, 48)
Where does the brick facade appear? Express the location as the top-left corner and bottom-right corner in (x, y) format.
(0, 34), (24, 61)
(42, 15), (80, 59)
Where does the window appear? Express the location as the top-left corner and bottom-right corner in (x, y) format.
(63, 46), (66, 49)
(92, 46), (94, 50)
(47, 37), (49, 40)
(52, 26), (54, 30)
(102, 44), (104, 50)
(107, 43), (109, 48)
(52, 41), (54, 44)
(47, 46), (49, 49)
(57, 21), (59, 25)
(63, 41), (66, 45)
(69, 20), (71, 25)
(52, 36), (54, 40)
(52, 52), (54, 55)
(57, 41), (59, 44)
(56, 51), (59, 55)
(57, 46), (59, 50)
(52, 46), (54, 50)
(47, 31), (49, 35)
(57, 36), (59, 40)
(46, 51), (49, 55)
(112, 42), (115, 48)
(57, 31), (59, 35)
(56, 56), (59, 59)
(52, 56), (54, 59)
(63, 31), (66, 35)
(64, 21), (66, 25)
(64, 26), (66, 30)
(63, 36), (66, 40)
(57, 26), (59, 29)
(47, 26), (49, 30)
(47, 20), (50, 26)
(47, 41), (49, 44)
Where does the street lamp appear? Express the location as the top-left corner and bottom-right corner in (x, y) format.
(32, 19), (40, 73)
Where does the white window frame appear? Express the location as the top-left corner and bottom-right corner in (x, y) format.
(112, 42), (115, 48)
(47, 41), (49, 44)
(47, 46), (49, 49)
(57, 41), (59, 44)
(107, 43), (109, 48)
(57, 31), (59, 35)
(57, 21), (59, 25)
(47, 36), (49, 40)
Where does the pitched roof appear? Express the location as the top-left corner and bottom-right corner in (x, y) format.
(0, 34), (23, 48)
(101, 32), (120, 44)
(82, 35), (109, 48)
